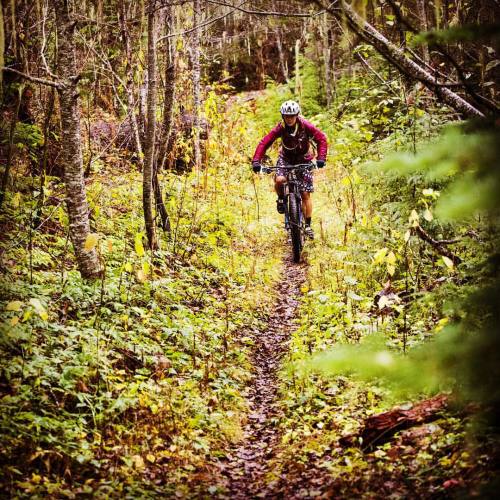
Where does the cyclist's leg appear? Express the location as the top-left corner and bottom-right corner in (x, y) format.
(299, 168), (314, 217)
(274, 156), (286, 198)
(274, 156), (287, 214)
(300, 168), (314, 238)
(301, 191), (312, 218)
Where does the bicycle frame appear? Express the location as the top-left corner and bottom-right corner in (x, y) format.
(261, 162), (315, 262)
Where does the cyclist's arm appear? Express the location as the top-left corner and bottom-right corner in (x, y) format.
(252, 123), (283, 162)
(303, 119), (328, 161)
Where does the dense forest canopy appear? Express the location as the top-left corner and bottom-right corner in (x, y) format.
(0, 0), (499, 497)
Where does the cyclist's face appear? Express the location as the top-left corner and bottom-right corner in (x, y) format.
(283, 114), (298, 127)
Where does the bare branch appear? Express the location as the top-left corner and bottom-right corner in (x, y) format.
(1, 66), (63, 89)
(415, 225), (462, 265)
(158, 0), (250, 41)
(206, 0), (327, 17)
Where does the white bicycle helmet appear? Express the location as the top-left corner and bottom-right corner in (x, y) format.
(280, 100), (300, 116)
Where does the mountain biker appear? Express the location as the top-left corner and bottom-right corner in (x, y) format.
(251, 100), (328, 239)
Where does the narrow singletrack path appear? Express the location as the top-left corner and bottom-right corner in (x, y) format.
(218, 257), (307, 498)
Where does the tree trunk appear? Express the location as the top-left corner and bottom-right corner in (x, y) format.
(416, 0), (430, 64)
(156, 5), (176, 172)
(323, 13), (333, 107)
(143, 0), (158, 250)
(276, 28), (288, 82)
(0, 1), (5, 98)
(338, 0), (484, 119)
(192, 0), (201, 171)
(153, 4), (175, 234)
(295, 39), (302, 99)
(54, 0), (101, 279)
(118, 1), (143, 160)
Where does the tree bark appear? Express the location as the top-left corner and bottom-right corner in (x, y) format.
(337, 1), (485, 119)
(143, 0), (158, 250)
(54, 0), (101, 279)
(156, 5), (176, 173)
(153, 4), (175, 234)
(0, 1), (5, 98)
(118, 1), (143, 160)
(276, 28), (289, 82)
(416, 0), (430, 64)
(192, 0), (202, 171)
(323, 13), (333, 107)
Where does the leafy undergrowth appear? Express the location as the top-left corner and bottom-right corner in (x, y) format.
(1, 73), (499, 498)
(253, 75), (500, 496)
(0, 92), (284, 497)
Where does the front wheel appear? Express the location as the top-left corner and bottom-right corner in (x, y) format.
(288, 193), (304, 263)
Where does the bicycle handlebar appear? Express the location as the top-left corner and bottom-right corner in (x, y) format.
(260, 161), (317, 174)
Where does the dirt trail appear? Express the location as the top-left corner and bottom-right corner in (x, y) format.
(218, 257), (307, 498)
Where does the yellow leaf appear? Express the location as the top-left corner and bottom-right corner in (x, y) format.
(442, 256), (454, 269)
(404, 230), (411, 243)
(146, 454), (156, 463)
(6, 300), (23, 312)
(124, 262), (133, 273)
(387, 264), (396, 276)
(423, 208), (433, 221)
(435, 317), (449, 332)
(134, 233), (145, 257)
(142, 261), (150, 275)
(409, 209), (419, 227)
(12, 192), (21, 207)
(107, 240), (113, 252)
(136, 270), (146, 282)
(386, 251), (396, 265)
(132, 455), (145, 470)
(84, 233), (99, 251)
(373, 247), (388, 265)
(10, 316), (20, 326)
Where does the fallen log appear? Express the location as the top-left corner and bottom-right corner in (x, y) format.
(340, 394), (449, 450)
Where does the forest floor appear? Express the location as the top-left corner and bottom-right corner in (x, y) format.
(218, 258), (306, 498)
(1, 87), (500, 499)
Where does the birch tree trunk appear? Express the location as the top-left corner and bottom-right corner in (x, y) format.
(416, 0), (430, 64)
(339, 0), (484, 119)
(322, 13), (333, 107)
(276, 28), (288, 82)
(295, 39), (302, 99)
(54, 0), (101, 279)
(192, 0), (201, 171)
(156, 5), (176, 172)
(143, 0), (158, 250)
(118, 1), (143, 160)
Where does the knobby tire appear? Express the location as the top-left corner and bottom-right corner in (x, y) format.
(288, 193), (303, 263)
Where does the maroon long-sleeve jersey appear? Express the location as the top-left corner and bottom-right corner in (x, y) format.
(252, 116), (328, 165)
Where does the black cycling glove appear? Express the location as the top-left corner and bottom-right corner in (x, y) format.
(252, 161), (261, 173)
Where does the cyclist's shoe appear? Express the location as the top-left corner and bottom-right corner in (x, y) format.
(276, 198), (285, 214)
(305, 226), (314, 239)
